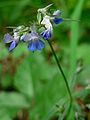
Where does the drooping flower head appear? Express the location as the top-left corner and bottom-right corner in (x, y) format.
(3, 4), (64, 52)
(38, 6), (63, 40)
(52, 10), (63, 24)
(22, 25), (45, 51)
(3, 25), (25, 51)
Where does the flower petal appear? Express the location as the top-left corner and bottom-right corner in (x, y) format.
(9, 41), (17, 51)
(36, 40), (45, 50)
(40, 30), (46, 37)
(23, 32), (39, 42)
(23, 33), (32, 41)
(53, 18), (63, 24)
(28, 41), (36, 51)
(41, 29), (52, 40)
(3, 33), (13, 43)
(20, 34), (26, 41)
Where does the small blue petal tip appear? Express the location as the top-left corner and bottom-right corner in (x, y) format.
(9, 41), (17, 51)
(28, 41), (36, 51)
(3, 33), (13, 43)
(36, 39), (45, 50)
(28, 40), (45, 51)
(41, 29), (52, 40)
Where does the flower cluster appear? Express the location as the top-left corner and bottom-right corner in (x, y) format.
(3, 4), (63, 52)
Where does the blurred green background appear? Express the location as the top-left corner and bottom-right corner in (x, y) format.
(0, 0), (90, 120)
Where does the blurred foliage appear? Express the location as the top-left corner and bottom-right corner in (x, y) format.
(0, 0), (90, 120)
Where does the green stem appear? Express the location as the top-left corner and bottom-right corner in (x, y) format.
(48, 40), (72, 102)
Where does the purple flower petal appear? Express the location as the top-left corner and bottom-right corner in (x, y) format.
(28, 41), (36, 51)
(22, 33), (32, 41)
(9, 41), (17, 51)
(3, 33), (13, 43)
(41, 29), (52, 40)
(53, 18), (63, 24)
(22, 32), (39, 42)
(36, 40), (45, 50)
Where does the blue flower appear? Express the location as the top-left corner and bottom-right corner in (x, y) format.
(3, 33), (17, 51)
(23, 31), (45, 51)
(28, 39), (45, 51)
(40, 29), (52, 40)
(53, 18), (63, 24)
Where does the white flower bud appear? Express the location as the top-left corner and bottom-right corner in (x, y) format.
(41, 15), (53, 30)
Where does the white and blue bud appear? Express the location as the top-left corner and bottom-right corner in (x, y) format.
(41, 15), (53, 30)
(53, 10), (62, 17)
(41, 15), (53, 40)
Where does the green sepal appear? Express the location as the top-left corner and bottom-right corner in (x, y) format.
(37, 12), (42, 24)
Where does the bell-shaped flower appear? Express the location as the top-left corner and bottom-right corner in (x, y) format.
(52, 10), (63, 24)
(3, 32), (19, 51)
(22, 31), (45, 51)
(40, 28), (52, 40)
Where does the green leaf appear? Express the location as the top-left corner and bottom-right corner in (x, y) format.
(1, 73), (12, 88)
(0, 92), (30, 108)
(0, 108), (11, 120)
(0, 107), (19, 120)
(0, 115), (11, 120)
(14, 57), (34, 98)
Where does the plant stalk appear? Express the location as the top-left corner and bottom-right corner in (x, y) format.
(48, 40), (72, 102)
